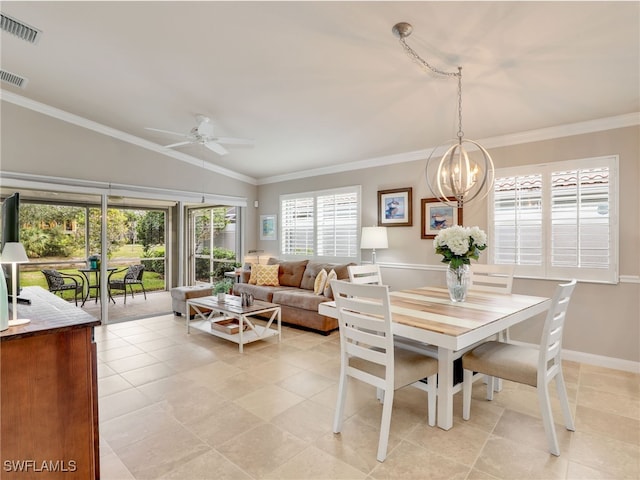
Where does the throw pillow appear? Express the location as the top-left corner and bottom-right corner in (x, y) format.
(324, 269), (337, 298)
(314, 269), (328, 295)
(255, 264), (280, 286)
(248, 264), (258, 285)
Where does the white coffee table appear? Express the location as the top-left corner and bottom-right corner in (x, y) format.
(186, 294), (281, 353)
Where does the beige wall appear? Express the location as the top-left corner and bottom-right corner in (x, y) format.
(257, 126), (640, 364)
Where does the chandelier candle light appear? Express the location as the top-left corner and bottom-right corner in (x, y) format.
(434, 226), (487, 302)
(392, 22), (495, 208)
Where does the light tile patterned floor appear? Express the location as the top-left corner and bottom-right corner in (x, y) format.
(97, 314), (640, 480)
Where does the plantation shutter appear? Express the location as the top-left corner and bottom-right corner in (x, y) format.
(549, 165), (614, 280)
(280, 186), (360, 262)
(316, 190), (358, 258)
(493, 174), (543, 273)
(489, 156), (617, 283)
(281, 196), (314, 256)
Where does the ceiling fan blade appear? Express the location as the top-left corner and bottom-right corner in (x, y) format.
(214, 137), (255, 146)
(205, 141), (229, 155)
(145, 127), (190, 138)
(164, 141), (192, 149)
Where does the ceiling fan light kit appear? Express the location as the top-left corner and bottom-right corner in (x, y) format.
(393, 22), (494, 209)
(146, 114), (254, 157)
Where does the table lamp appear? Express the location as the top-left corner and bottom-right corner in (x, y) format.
(0, 242), (31, 327)
(360, 226), (388, 264)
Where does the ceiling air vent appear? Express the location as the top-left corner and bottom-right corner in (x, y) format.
(0, 69), (28, 88)
(1, 13), (42, 44)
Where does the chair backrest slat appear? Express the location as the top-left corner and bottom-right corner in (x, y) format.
(348, 265), (382, 285)
(470, 264), (514, 294)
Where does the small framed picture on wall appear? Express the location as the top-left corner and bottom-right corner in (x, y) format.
(378, 187), (413, 227)
(421, 198), (463, 239)
(260, 214), (277, 241)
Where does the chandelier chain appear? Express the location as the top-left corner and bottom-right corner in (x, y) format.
(457, 68), (463, 139)
(398, 37), (460, 78)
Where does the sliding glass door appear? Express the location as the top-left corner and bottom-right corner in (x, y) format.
(188, 205), (240, 285)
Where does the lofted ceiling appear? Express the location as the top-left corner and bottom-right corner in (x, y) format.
(1, 1), (638, 183)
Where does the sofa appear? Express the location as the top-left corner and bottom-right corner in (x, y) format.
(232, 258), (354, 334)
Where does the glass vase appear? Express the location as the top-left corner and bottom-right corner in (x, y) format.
(446, 264), (470, 303)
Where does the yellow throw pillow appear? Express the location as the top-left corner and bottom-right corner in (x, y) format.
(248, 264), (258, 285)
(255, 264), (280, 286)
(323, 269), (337, 298)
(314, 269), (328, 295)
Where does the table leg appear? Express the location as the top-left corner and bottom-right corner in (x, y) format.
(239, 315), (244, 354)
(437, 347), (455, 430)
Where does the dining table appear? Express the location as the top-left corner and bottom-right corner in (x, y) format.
(78, 266), (117, 306)
(319, 285), (551, 430)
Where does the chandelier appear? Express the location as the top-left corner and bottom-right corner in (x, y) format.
(392, 22), (494, 208)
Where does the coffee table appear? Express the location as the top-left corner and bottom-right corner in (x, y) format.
(186, 294), (281, 353)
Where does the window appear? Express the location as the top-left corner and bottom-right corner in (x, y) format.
(281, 186), (360, 262)
(489, 156), (618, 283)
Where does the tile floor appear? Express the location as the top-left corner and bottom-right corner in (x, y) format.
(97, 314), (640, 479)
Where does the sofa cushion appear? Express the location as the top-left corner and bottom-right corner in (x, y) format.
(272, 289), (333, 312)
(255, 264), (280, 286)
(233, 283), (294, 302)
(268, 258), (308, 287)
(300, 262), (354, 290)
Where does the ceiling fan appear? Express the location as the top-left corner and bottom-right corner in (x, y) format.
(145, 115), (254, 156)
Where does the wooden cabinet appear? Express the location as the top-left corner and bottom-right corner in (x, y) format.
(1, 287), (101, 479)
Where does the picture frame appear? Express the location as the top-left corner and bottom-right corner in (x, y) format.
(378, 188), (413, 227)
(260, 214), (277, 241)
(421, 197), (463, 239)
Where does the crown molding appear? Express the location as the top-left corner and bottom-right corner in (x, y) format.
(258, 112), (640, 185)
(0, 90), (258, 186)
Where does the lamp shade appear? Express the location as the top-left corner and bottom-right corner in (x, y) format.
(0, 242), (29, 264)
(360, 227), (388, 250)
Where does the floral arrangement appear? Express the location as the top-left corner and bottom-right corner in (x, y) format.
(433, 225), (487, 269)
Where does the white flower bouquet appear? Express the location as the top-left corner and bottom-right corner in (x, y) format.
(433, 225), (487, 269)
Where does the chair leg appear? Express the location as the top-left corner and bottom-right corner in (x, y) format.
(332, 367), (348, 434)
(538, 382), (560, 456)
(486, 375), (495, 401)
(462, 368), (473, 420)
(555, 370), (575, 432)
(377, 388), (394, 462)
(140, 283), (147, 300)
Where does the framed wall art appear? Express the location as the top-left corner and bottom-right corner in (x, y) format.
(421, 197), (463, 239)
(260, 214), (277, 241)
(378, 187), (413, 227)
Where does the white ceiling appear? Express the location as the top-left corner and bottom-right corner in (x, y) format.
(1, 1), (638, 183)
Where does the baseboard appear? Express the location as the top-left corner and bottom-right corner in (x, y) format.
(509, 339), (640, 373)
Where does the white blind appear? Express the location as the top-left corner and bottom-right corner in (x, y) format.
(489, 156), (618, 283)
(280, 186), (360, 262)
(493, 174), (543, 266)
(281, 197), (314, 256)
(316, 190), (359, 258)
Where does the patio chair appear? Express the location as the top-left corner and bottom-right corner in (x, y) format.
(41, 269), (85, 306)
(108, 264), (147, 304)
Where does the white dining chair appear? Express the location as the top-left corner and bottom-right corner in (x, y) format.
(347, 264), (383, 285)
(461, 279), (577, 456)
(331, 280), (438, 462)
